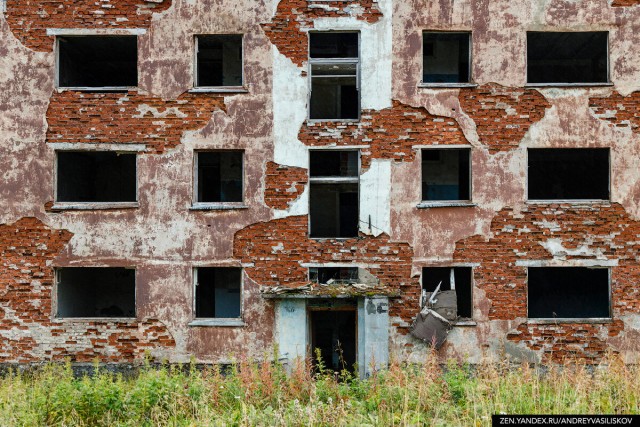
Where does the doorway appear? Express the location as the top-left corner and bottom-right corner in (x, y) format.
(310, 309), (357, 372)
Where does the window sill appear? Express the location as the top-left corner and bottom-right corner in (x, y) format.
(452, 319), (476, 327)
(56, 87), (135, 93)
(418, 83), (478, 89)
(527, 318), (613, 325)
(306, 118), (360, 124)
(189, 87), (249, 94)
(417, 201), (476, 209)
(189, 319), (245, 327)
(50, 202), (139, 211)
(56, 317), (137, 322)
(525, 82), (613, 88)
(190, 203), (249, 211)
(309, 237), (358, 241)
(526, 200), (610, 205)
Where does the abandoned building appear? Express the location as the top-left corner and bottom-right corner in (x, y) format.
(1, 0), (640, 376)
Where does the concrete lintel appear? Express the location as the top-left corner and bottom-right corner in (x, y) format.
(516, 259), (618, 267)
(50, 202), (139, 211)
(300, 262), (381, 268)
(188, 319), (245, 327)
(47, 28), (147, 36)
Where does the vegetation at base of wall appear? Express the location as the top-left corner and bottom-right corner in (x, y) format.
(0, 352), (638, 427)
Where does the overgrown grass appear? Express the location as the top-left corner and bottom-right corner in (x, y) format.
(0, 352), (637, 426)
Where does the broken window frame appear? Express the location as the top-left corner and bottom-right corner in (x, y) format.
(54, 267), (137, 320)
(419, 147), (473, 205)
(525, 31), (611, 87)
(526, 266), (612, 322)
(190, 267), (244, 327)
(55, 34), (139, 91)
(192, 150), (246, 210)
(308, 31), (361, 122)
(308, 149), (361, 239)
(309, 266), (360, 285)
(526, 148), (611, 203)
(422, 266), (474, 322)
(420, 31), (475, 88)
(53, 148), (139, 210)
(193, 34), (246, 93)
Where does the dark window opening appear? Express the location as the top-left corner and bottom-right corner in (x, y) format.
(310, 33), (359, 59)
(528, 267), (610, 319)
(58, 36), (137, 88)
(57, 151), (136, 203)
(56, 268), (135, 318)
(422, 149), (470, 201)
(196, 35), (243, 87)
(195, 268), (242, 319)
(310, 183), (358, 238)
(197, 151), (243, 203)
(422, 267), (472, 318)
(309, 32), (359, 120)
(527, 32), (608, 84)
(310, 267), (359, 284)
(310, 150), (359, 177)
(423, 32), (470, 83)
(310, 309), (357, 373)
(528, 148), (609, 200)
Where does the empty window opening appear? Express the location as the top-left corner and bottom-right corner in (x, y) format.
(423, 32), (471, 83)
(56, 268), (135, 318)
(58, 36), (137, 88)
(309, 150), (359, 238)
(423, 267), (472, 319)
(309, 32), (359, 120)
(528, 148), (609, 200)
(528, 267), (610, 319)
(196, 35), (243, 87)
(310, 267), (359, 284)
(527, 32), (608, 84)
(196, 151), (243, 203)
(310, 309), (357, 373)
(56, 151), (136, 203)
(195, 268), (242, 319)
(422, 149), (470, 201)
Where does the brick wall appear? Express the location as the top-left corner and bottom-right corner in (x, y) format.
(589, 91), (640, 134)
(298, 100), (469, 170)
(5, 0), (171, 52)
(46, 91), (226, 154)
(459, 84), (551, 153)
(447, 203), (640, 362)
(261, 0), (383, 67)
(233, 215), (414, 290)
(612, 0), (640, 6)
(264, 162), (308, 210)
(0, 217), (175, 362)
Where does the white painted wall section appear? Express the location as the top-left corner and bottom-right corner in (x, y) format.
(275, 299), (307, 370)
(359, 159), (391, 236)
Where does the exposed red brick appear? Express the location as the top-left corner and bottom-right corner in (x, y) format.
(0, 217), (175, 362)
(506, 321), (623, 364)
(589, 91), (640, 134)
(264, 162), (308, 210)
(46, 91), (226, 154)
(5, 0), (172, 52)
(261, 0), (383, 67)
(233, 215), (414, 292)
(450, 203), (640, 363)
(459, 84), (551, 153)
(612, 0), (640, 6)
(298, 100), (469, 169)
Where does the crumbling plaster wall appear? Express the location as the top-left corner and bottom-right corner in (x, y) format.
(390, 0), (640, 363)
(0, 0), (277, 363)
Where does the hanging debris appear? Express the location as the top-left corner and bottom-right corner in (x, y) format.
(410, 281), (458, 349)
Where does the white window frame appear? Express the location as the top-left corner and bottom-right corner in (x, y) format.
(308, 31), (361, 122)
(189, 266), (245, 327)
(419, 31), (476, 89)
(52, 145), (140, 211)
(191, 34), (248, 94)
(191, 149), (248, 211)
(417, 146), (475, 208)
(308, 148), (361, 239)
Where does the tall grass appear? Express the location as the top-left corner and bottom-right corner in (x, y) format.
(0, 352), (637, 426)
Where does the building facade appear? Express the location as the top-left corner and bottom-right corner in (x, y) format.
(1, 0), (640, 372)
